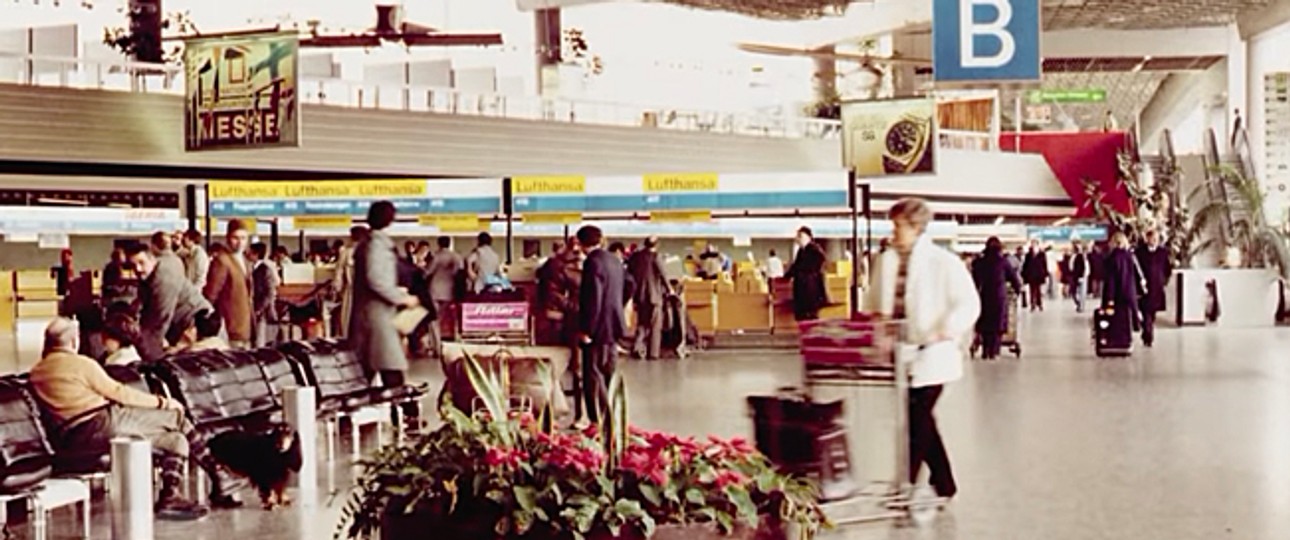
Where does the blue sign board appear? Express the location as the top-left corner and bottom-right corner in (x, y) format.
(1028, 225), (1108, 242)
(210, 197), (500, 218)
(933, 0), (1041, 82)
(511, 191), (848, 214)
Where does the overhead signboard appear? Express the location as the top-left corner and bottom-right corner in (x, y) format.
(841, 98), (937, 177)
(511, 172), (848, 214)
(418, 214), (486, 232)
(1027, 225), (1108, 242)
(207, 179), (503, 218)
(184, 31), (301, 151)
(1026, 88), (1107, 104)
(0, 207), (182, 235)
(933, 0), (1041, 82)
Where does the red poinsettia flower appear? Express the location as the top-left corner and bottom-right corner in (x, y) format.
(484, 447), (529, 469)
(711, 470), (748, 490)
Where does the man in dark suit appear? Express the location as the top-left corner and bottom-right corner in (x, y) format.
(248, 242), (281, 348)
(627, 236), (670, 360)
(1135, 229), (1172, 347)
(1022, 240), (1050, 312)
(577, 225), (626, 424)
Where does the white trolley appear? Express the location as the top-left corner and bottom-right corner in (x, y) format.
(798, 316), (945, 525)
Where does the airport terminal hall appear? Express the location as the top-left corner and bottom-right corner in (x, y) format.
(6, 0), (1290, 539)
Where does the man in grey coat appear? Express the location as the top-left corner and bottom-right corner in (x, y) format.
(349, 202), (420, 421)
(127, 242), (213, 361)
(466, 232), (502, 294)
(425, 236), (463, 358)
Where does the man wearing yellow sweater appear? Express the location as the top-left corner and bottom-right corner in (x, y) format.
(29, 318), (242, 520)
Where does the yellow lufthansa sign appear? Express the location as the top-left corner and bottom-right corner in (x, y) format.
(292, 215), (353, 229)
(522, 212), (583, 224)
(419, 214), (483, 232)
(512, 176), (585, 194)
(208, 180), (427, 200)
(643, 172), (718, 193)
(650, 210), (712, 222)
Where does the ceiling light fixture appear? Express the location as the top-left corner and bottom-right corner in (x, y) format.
(1052, 216), (1071, 226)
(36, 197), (88, 206)
(994, 216), (1005, 225)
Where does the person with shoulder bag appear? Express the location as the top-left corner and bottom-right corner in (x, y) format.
(865, 198), (980, 502)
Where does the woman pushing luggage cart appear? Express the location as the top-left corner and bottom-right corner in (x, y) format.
(752, 198), (980, 526)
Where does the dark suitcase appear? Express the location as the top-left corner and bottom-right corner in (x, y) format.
(1093, 306), (1133, 357)
(748, 391), (857, 501)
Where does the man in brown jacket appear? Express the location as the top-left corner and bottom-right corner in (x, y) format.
(204, 220), (254, 348)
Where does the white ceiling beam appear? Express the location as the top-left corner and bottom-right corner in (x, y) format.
(1238, 0), (1290, 40)
(1042, 27), (1235, 58)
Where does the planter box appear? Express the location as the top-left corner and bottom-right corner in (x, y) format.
(381, 510), (784, 540)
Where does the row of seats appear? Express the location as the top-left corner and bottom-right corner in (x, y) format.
(0, 339), (427, 539)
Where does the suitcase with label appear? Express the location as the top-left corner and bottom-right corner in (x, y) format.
(1093, 306), (1133, 357)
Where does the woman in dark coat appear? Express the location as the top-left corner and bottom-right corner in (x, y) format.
(972, 237), (1022, 359)
(1101, 232), (1142, 347)
(786, 226), (828, 321)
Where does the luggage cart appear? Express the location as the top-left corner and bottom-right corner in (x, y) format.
(797, 316), (945, 525)
(970, 288), (1023, 359)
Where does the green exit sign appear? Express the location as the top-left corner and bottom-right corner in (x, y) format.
(1026, 89), (1107, 104)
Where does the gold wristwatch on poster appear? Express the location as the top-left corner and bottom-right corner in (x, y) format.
(883, 113), (932, 174)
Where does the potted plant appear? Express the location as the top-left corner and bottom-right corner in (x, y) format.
(1186, 165), (1290, 277)
(337, 355), (827, 540)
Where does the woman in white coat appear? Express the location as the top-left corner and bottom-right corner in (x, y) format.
(866, 198), (980, 500)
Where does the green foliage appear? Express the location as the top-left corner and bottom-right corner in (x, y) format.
(1187, 166), (1290, 277)
(337, 353), (827, 540)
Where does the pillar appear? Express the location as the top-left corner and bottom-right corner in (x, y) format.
(534, 8), (562, 96)
(110, 437), (153, 540)
(283, 387), (318, 510)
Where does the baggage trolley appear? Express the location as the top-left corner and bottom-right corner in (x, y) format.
(970, 288), (1023, 359)
(797, 316), (946, 525)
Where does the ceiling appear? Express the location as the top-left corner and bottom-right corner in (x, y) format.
(999, 71), (1172, 131)
(1042, 0), (1270, 30)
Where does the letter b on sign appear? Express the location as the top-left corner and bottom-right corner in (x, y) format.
(933, 0), (1039, 82)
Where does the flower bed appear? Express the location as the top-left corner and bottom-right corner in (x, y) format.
(337, 357), (825, 540)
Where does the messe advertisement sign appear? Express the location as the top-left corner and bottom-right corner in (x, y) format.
(932, 0), (1040, 82)
(207, 179), (503, 218)
(184, 31), (300, 151)
(841, 98), (937, 177)
(510, 172), (848, 214)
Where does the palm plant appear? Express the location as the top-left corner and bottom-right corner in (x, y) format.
(1186, 165), (1290, 278)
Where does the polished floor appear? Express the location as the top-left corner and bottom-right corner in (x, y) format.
(7, 303), (1290, 539)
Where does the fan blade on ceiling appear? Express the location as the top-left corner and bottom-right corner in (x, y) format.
(737, 41), (930, 66)
(400, 32), (504, 47)
(300, 35), (383, 48)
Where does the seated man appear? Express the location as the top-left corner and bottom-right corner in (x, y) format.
(188, 309), (230, 352)
(28, 318), (242, 519)
(101, 313), (142, 366)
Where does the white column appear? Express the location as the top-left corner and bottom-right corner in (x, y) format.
(283, 387), (318, 510)
(110, 437), (153, 540)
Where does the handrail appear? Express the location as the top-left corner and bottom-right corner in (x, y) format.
(0, 51), (844, 140)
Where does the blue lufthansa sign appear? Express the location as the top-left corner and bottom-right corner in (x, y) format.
(933, 0), (1041, 82)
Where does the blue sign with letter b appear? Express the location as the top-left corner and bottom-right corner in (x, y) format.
(933, 0), (1040, 82)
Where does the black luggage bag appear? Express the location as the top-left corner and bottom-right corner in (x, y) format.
(1093, 306), (1133, 357)
(747, 391), (856, 501)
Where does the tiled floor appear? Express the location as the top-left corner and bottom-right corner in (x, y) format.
(8, 303), (1290, 539)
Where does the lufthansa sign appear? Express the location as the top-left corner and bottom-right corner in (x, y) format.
(933, 0), (1040, 82)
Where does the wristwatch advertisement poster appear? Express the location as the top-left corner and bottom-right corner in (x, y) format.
(841, 98), (937, 177)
